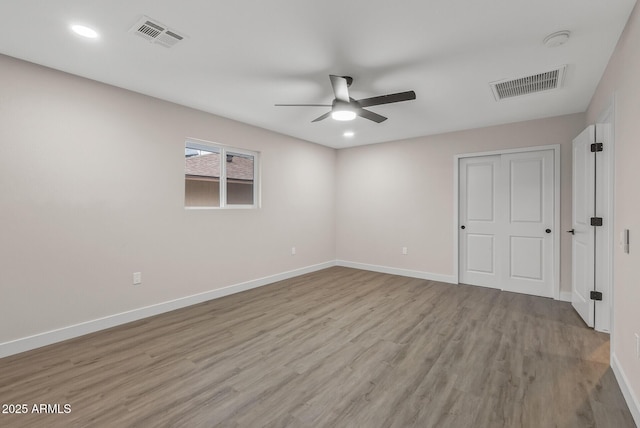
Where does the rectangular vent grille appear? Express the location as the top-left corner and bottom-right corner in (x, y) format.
(129, 16), (186, 48)
(490, 66), (566, 100)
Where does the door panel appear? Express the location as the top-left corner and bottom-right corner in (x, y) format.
(466, 234), (494, 273)
(509, 158), (543, 223)
(510, 236), (543, 280)
(467, 163), (495, 221)
(459, 156), (501, 288)
(501, 150), (554, 297)
(571, 126), (595, 327)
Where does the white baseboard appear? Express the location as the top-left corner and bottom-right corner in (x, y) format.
(612, 352), (640, 426)
(559, 291), (572, 302)
(0, 261), (335, 359)
(336, 260), (457, 284)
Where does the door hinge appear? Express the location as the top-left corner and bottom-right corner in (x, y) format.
(590, 217), (603, 226)
(590, 291), (603, 301)
(590, 142), (603, 152)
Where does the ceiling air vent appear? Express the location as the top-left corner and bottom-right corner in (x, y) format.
(129, 16), (186, 48)
(490, 66), (566, 101)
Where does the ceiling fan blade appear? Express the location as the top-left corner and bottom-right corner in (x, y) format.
(274, 104), (331, 107)
(329, 75), (350, 103)
(357, 90), (416, 108)
(358, 108), (387, 123)
(311, 111), (332, 122)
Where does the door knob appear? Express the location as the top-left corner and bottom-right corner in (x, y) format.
(566, 229), (575, 235)
(461, 225), (466, 230)
(545, 229), (551, 234)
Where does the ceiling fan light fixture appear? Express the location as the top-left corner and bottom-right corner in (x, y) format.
(331, 100), (357, 121)
(331, 109), (357, 121)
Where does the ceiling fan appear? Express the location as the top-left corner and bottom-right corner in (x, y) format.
(275, 75), (416, 123)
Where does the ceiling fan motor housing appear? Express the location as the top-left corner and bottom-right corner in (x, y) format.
(332, 99), (357, 110)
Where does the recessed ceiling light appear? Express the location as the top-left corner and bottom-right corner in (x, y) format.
(343, 131), (355, 137)
(71, 24), (99, 39)
(543, 30), (570, 48)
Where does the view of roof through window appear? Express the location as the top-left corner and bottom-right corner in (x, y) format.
(185, 147), (254, 181)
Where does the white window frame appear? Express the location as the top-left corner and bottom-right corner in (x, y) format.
(185, 138), (260, 209)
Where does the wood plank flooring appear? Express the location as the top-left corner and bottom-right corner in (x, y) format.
(0, 267), (635, 427)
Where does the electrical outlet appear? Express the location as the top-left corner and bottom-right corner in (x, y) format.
(133, 272), (142, 285)
(402, 247), (408, 255)
(635, 333), (640, 359)
(291, 247), (296, 255)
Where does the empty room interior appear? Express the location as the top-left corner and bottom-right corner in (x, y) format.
(1, 1), (640, 427)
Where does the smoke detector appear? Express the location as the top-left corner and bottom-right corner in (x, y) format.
(129, 16), (186, 48)
(543, 31), (571, 48)
(489, 66), (567, 101)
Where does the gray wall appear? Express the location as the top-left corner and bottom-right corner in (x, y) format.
(336, 113), (586, 292)
(0, 54), (336, 343)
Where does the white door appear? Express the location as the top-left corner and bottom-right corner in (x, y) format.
(571, 126), (596, 327)
(500, 150), (555, 298)
(459, 155), (502, 289)
(459, 150), (555, 297)
(594, 122), (612, 333)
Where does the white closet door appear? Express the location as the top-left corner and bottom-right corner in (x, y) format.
(500, 150), (555, 298)
(459, 155), (503, 289)
(459, 150), (555, 298)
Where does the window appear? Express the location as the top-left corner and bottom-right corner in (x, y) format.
(184, 140), (259, 208)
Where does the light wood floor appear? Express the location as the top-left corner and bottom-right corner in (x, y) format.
(0, 267), (635, 427)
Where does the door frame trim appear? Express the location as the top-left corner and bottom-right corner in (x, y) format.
(453, 144), (561, 299)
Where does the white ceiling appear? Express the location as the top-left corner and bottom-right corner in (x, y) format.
(0, 0), (636, 148)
